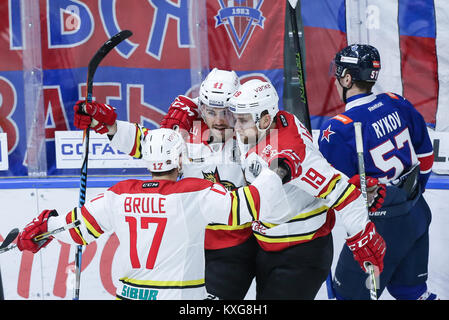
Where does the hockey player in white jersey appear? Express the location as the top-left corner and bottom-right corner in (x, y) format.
(227, 78), (386, 299)
(16, 128), (291, 300)
(72, 68), (258, 299)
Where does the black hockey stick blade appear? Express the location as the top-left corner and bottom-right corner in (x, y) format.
(0, 228), (19, 250)
(86, 30), (133, 102)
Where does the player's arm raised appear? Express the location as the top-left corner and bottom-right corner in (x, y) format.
(202, 168), (292, 226)
(73, 96), (199, 159)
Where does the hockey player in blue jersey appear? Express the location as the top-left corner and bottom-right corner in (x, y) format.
(319, 44), (438, 300)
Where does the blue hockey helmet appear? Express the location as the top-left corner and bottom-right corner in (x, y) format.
(332, 44), (381, 82)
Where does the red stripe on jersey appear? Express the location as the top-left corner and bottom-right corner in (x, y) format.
(246, 185), (261, 220)
(255, 209), (336, 251)
(228, 192), (236, 225)
(332, 187), (361, 212)
(417, 153), (434, 172)
(204, 228), (253, 250)
(81, 206), (104, 236)
(65, 209), (85, 245)
(211, 183), (227, 195)
(90, 194), (104, 202)
(317, 174), (340, 199)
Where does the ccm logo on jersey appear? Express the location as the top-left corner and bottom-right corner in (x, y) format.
(142, 182), (159, 188)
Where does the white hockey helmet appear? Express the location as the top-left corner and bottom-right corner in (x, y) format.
(227, 79), (279, 129)
(141, 128), (186, 173)
(199, 68), (240, 108)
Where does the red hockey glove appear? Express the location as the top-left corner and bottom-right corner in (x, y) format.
(73, 100), (117, 134)
(17, 209), (58, 253)
(346, 221), (386, 274)
(268, 150), (302, 183)
(348, 174), (386, 212)
(160, 95), (199, 133)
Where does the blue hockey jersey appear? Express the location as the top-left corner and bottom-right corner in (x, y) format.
(318, 92), (434, 191)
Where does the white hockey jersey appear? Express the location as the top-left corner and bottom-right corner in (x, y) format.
(109, 119), (251, 249)
(239, 111), (369, 251)
(48, 169), (290, 300)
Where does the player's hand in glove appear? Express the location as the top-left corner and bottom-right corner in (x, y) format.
(348, 174), (386, 212)
(346, 221), (386, 274)
(268, 150), (302, 184)
(17, 209), (59, 253)
(160, 95), (199, 133)
(73, 100), (117, 134)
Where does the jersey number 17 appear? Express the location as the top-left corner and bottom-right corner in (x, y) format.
(125, 216), (167, 269)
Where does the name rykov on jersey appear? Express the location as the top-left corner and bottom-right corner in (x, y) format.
(371, 111), (401, 138)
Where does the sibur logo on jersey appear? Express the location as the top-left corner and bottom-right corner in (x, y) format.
(214, 0), (265, 57)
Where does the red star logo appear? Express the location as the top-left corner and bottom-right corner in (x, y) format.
(321, 125), (335, 143)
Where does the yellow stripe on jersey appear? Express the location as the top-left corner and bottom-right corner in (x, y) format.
(71, 209), (87, 245)
(318, 175), (341, 199)
(243, 187), (258, 221)
(120, 277), (205, 288)
(261, 205), (329, 228)
(206, 222), (252, 231)
(82, 215), (102, 239)
(230, 190), (240, 226)
(331, 184), (356, 209)
(253, 231), (316, 243)
(131, 125), (143, 159)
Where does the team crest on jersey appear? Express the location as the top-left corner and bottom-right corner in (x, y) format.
(202, 168), (236, 191)
(214, 0), (265, 57)
(320, 125), (335, 143)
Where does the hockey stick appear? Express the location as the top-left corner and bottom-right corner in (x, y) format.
(287, 0), (312, 132)
(0, 228), (19, 250)
(0, 220), (81, 254)
(354, 122), (378, 301)
(74, 29), (133, 300)
(0, 228), (18, 299)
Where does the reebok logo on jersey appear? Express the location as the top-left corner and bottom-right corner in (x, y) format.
(142, 182), (159, 188)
